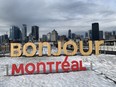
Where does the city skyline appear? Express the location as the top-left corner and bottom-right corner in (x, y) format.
(0, 22), (116, 45)
(0, 23), (116, 38)
(0, 0), (116, 36)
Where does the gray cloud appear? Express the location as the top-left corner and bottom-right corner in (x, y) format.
(0, 0), (116, 36)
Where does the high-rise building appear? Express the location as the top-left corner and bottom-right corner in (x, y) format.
(68, 29), (71, 39)
(85, 32), (89, 38)
(0, 34), (9, 44)
(31, 26), (39, 41)
(72, 33), (76, 40)
(47, 32), (51, 41)
(9, 26), (22, 42)
(42, 35), (47, 42)
(80, 35), (84, 40)
(88, 30), (92, 40)
(51, 29), (58, 42)
(22, 24), (27, 42)
(105, 32), (112, 40)
(3, 34), (9, 43)
(99, 31), (103, 40)
(112, 31), (116, 36)
(92, 23), (99, 41)
(28, 33), (33, 41)
(59, 35), (67, 41)
(0, 36), (2, 44)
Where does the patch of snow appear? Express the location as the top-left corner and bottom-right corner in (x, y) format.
(0, 54), (116, 87)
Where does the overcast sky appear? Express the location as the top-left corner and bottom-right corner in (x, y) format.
(0, 0), (116, 36)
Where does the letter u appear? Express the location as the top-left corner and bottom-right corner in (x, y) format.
(79, 41), (92, 56)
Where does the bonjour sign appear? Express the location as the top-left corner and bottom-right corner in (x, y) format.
(10, 40), (104, 57)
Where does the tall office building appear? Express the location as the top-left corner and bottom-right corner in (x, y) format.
(88, 30), (92, 40)
(72, 33), (76, 40)
(10, 26), (22, 42)
(85, 32), (89, 38)
(112, 31), (116, 36)
(22, 24), (27, 42)
(47, 32), (51, 41)
(99, 31), (103, 40)
(92, 23), (99, 41)
(42, 35), (47, 42)
(51, 29), (58, 42)
(105, 32), (112, 40)
(31, 26), (39, 41)
(0, 34), (9, 44)
(68, 29), (71, 39)
(0, 36), (2, 44)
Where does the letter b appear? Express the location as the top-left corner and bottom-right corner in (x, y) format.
(10, 43), (22, 57)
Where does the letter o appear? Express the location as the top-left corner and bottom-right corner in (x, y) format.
(63, 40), (78, 56)
(25, 63), (35, 74)
(23, 43), (36, 57)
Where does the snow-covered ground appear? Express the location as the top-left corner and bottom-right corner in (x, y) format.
(0, 54), (116, 87)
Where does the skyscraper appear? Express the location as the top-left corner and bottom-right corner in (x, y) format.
(3, 34), (9, 43)
(68, 29), (71, 39)
(31, 26), (39, 41)
(72, 33), (76, 40)
(0, 36), (2, 44)
(99, 31), (103, 40)
(88, 30), (92, 40)
(47, 32), (51, 41)
(42, 35), (47, 42)
(112, 31), (116, 36)
(85, 32), (89, 38)
(10, 26), (22, 42)
(92, 23), (99, 41)
(51, 29), (58, 42)
(0, 34), (9, 44)
(105, 32), (112, 40)
(22, 24), (27, 42)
